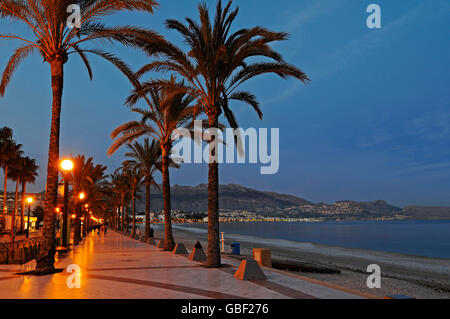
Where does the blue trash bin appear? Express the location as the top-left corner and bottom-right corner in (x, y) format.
(231, 242), (240, 255)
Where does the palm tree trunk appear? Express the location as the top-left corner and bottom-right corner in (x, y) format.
(126, 204), (130, 233)
(131, 195), (136, 238)
(10, 180), (19, 256)
(20, 182), (26, 233)
(162, 146), (175, 251)
(206, 113), (221, 267)
(35, 59), (64, 274)
(74, 203), (81, 244)
(121, 205), (124, 231)
(2, 165), (7, 229)
(13, 179), (19, 232)
(144, 181), (151, 240)
(82, 208), (87, 237)
(116, 208), (120, 230)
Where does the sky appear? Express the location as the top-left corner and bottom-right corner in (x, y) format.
(0, 0), (449, 207)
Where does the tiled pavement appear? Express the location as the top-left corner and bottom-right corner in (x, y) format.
(0, 231), (375, 299)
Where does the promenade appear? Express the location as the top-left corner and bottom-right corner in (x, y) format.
(0, 231), (374, 299)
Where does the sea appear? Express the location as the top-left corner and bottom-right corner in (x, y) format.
(165, 220), (450, 259)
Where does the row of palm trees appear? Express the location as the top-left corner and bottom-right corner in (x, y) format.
(0, 126), (39, 238)
(0, 0), (308, 273)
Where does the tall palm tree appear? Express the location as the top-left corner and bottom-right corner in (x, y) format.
(105, 172), (125, 230)
(108, 170), (130, 232)
(81, 161), (107, 236)
(134, 0), (310, 266)
(8, 156), (23, 246)
(120, 165), (143, 238)
(122, 139), (161, 240)
(108, 78), (196, 251)
(0, 128), (22, 231)
(69, 155), (107, 244)
(19, 157), (39, 233)
(0, 0), (160, 274)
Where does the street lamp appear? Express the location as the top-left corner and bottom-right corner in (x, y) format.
(75, 192), (86, 243)
(60, 159), (74, 247)
(25, 197), (33, 238)
(82, 203), (89, 237)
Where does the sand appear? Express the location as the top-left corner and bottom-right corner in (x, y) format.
(147, 223), (450, 299)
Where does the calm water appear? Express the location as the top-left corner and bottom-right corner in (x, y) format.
(176, 220), (450, 259)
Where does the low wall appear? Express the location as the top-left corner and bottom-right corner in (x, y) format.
(0, 237), (48, 264)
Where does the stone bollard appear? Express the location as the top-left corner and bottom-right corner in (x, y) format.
(173, 243), (188, 255)
(189, 245), (207, 261)
(253, 248), (272, 268)
(234, 259), (267, 280)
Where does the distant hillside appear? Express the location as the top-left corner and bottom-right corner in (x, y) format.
(402, 206), (450, 220)
(138, 184), (312, 211)
(137, 184), (405, 219)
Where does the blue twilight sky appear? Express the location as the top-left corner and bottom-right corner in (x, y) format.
(0, 0), (449, 207)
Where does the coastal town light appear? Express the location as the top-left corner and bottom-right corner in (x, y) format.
(79, 192), (85, 200)
(26, 197), (33, 204)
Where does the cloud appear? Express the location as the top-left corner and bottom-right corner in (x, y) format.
(411, 111), (450, 141)
(282, 0), (349, 32)
(264, 0), (450, 105)
(393, 161), (450, 176)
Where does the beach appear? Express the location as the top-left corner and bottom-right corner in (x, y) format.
(146, 223), (450, 299)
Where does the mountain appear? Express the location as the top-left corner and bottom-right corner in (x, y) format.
(137, 184), (403, 219)
(138, 184), (312, 212)
(401, 206), (450, 220)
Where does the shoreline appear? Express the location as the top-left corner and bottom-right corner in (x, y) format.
(143, 223), (450, 299)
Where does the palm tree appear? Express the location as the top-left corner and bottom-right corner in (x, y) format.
(120, 165), (143, 238)
(19, 157), (39, 233)
(68, 155), (107, 244)
(108, 78), (196, 251)
(0, 0), (160, 274)
(108, 171), (130, 232)
(81, 161), (107, 236)
(122, 139), (161, 240)
(0, 127), (22, 230)
(134, 0), (310, 266)
(105, 172), (125, 230)
(8, 156), (23, 247)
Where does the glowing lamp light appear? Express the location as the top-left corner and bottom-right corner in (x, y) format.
(79, 192), (85, 200)
(60, 159), (74, 172)
(55, 207), (60, 213)
(71, 214), (76, 219)
(26, 197), (33, 204)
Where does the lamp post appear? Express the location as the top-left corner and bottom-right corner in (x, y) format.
(25, 197), (33, 238)
(60, 159), (74, 247)
(83, 203), (89, 237)
(74, 192), (85, 244)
